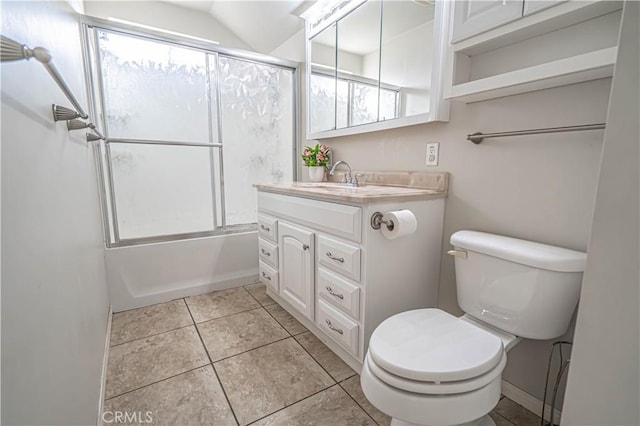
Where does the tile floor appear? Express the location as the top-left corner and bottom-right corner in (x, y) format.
(105, 283), (543, 426)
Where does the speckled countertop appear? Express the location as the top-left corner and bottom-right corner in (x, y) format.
(254, 171), (448, 203)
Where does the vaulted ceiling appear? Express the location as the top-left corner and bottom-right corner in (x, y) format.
(163, 0), (312, 54)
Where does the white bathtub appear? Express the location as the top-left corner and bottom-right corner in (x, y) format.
(105, 231), (259, 312)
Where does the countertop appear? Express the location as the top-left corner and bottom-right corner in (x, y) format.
(254, 172), (448, 204)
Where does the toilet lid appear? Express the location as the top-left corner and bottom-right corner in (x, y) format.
(369, 309), (504, 382)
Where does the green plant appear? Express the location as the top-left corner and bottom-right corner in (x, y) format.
(301, 143), (330, 167)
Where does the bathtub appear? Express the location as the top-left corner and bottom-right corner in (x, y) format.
(105, 231), (259, 311)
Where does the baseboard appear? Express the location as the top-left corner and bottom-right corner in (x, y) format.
(501, 379), (562, 424)
(97, 306), (113, 426)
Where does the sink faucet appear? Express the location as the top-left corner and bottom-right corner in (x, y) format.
(329, 160), (359, 187)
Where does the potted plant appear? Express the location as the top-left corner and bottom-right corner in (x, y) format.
(301, 143), (330, 182)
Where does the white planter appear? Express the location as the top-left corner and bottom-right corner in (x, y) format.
(307, 166), (325, 182)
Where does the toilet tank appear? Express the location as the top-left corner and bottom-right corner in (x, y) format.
(450, 230), (587, 340)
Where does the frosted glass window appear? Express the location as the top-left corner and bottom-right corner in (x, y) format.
(310, 73), (337, 133)
(109, 143), (215, 239)
(98, 31), (210, 143)
(336, 79), (349, 129)
(379, 88), (399, 121)
(218, 56), (294, 226)
(351, 82), (379, 126)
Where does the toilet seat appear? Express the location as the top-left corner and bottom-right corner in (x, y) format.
(368, 309), (505, 384)
(366, 350), (507, 395)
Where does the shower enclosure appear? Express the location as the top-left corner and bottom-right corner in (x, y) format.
(80, 17), (298, 310)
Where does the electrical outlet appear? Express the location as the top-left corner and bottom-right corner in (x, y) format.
(425, 143), (439, 166)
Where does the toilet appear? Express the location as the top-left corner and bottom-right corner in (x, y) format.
(361, 230), (587, 426)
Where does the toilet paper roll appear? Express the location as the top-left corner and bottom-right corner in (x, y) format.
(381, 210), (417, 240)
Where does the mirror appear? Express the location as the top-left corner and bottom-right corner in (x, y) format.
(306, 0), (449, 138)
(309, 24), (337, 134)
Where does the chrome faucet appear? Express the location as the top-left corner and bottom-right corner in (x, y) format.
(329, 160), (359, 187)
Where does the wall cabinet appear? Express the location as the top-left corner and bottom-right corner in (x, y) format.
(446, 0), (622, 103)
(452, 0), (524, 43)
(256, 189), (445, 370)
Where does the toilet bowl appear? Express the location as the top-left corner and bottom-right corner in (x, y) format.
(360, 230), (587, 426)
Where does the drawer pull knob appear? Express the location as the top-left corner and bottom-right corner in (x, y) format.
(325, 286), (344, 300)
(326, 251), (344, 263)
(260, 248), (271, 256)
(325, 319), (344, 335)
(260, 225), (270, 232)
(261, 272), (271, 281)
(303, 244), (309, 251)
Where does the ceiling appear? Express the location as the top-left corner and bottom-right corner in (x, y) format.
(163, 0), (311, 54)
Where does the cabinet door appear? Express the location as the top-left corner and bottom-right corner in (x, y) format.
(452, 0), (524, 43)
(523, 0), (565, 16)
(279, 222), (315, 320)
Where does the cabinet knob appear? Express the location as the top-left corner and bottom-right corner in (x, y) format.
(303, 244), (309, 251)
(325, 319), (344, 335)
(326, 251), (344, 263)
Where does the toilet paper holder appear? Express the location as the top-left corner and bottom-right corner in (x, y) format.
(370, 212), (395, 231)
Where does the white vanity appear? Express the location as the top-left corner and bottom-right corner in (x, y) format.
(255, 172), (448, 370)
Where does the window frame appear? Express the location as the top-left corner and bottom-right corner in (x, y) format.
(80, 16), (299, 248)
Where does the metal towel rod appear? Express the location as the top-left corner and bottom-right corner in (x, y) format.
(467, 123), (606, 144)
(1, 35), (105, 141)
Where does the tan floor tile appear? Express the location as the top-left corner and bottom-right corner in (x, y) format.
(252, 385), (376, 426)
(295, 331), (356, 382)
(215, 338), (333, 425)
(106, 326), (209, 399)
(185, 287), (260, 323)
(265, 303), (307, 335)
(340, 375), (391, 426)
(110, 299), (193, 346)
(489, 411), (517, 426)
(494, 397), (542, 426)
(104, 366), (236, 426)
(244, 283), (276, 307)
(197, 308), (288, 361)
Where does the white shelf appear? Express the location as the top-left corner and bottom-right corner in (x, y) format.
(447, 46), (617, 103)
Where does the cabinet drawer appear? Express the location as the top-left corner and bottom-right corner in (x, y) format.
(258, 214), (277, 242)
(258, 238), (278, 268)
(259, 261), (279, 292)
(258, 192), (362, 242)
(317, 300), (359, 356)
(318, 267), (360, 319)
(318, 235), (361, 282)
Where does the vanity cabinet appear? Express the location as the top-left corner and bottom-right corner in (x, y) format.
(279, 221), (315, 320)
(255, 180), (447, 370)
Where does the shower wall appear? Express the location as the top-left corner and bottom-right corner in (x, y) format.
(1, 2), (110, 425)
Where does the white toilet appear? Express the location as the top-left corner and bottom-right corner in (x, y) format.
(361, 230), (587, 426)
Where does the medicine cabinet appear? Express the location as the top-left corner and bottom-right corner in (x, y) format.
(304, 0), (451, 139)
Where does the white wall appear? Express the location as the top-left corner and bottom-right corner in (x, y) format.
(84, 1), (251, 51)
(562, 2), (639, 424)
(1, 2), (110, 425)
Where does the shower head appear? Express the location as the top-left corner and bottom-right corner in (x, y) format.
(52, 104), (82, 122)
(67, 119), (95, 131)
(1, 35), (51, 63)
(86, 133), (103, 142)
